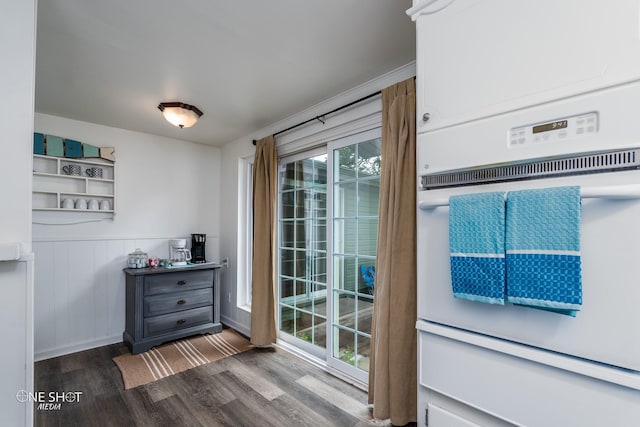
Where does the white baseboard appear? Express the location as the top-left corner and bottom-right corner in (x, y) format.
(35, 335), (122, 361)
(220, 314), (251, 338)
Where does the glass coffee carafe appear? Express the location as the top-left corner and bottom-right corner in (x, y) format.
(172, 248), (191, 266)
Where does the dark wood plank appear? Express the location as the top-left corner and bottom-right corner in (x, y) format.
(147, 395), (204, 427)
(120, 386), (176, 427)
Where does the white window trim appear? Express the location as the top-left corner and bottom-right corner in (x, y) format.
(237, 156), (253, 312)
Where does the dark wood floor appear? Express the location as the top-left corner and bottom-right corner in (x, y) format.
(34, 337), (408, 427)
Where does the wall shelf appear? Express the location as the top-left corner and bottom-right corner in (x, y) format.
(32, 154), (116, 224)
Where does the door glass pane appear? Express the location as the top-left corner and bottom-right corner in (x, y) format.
(281, 163), (296, 191)
(334, 291), (356, 328)
(333, 219), (357, 254)
(280, 305), (294, 335)
(334, 326), (356, 366)
(281, 221), (295, 248)
(297, 311), (313, 342)
(312, 220), (327, 252)
(357, 294), (373, 335)
(313, 284), (327, 316)
(356, 334), (371, 371)
(335, 145), (356, 182)
(333, 255), (357, 292)
(281, 191), (295, 219)
(295, 220), (308, 248)
(313, 315), (327, 348)
(357, 139), (382, 177)
(358, 180), (380, 217)
(334, 182), (357, 217)
(280, 249), (294, 277)
(280, 278), (294, 301)
(358, 219), (378, 257)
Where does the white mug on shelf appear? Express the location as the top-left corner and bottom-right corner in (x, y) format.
(75, 198), (87, 210)
(61, 198), (74, 209)
(88, 199), (99, 210)
(99, 200), (110, 211)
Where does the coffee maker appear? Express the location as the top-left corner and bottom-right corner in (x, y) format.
(169, 239), (191, 266)
(191, 233), (206, 263)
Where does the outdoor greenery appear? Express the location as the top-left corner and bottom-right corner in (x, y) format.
(339, 346), (356, 365)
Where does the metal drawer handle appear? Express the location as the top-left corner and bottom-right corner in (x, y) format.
(177, 319), (186, 325)
(422, 112), (430, 122)
(177, 299), (186, 305)
(177, 280), (187, 285)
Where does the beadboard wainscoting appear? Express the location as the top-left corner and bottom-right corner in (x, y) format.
(33, 236), (219, 361)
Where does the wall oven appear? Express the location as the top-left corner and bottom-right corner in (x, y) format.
(416, 81), (640, 425)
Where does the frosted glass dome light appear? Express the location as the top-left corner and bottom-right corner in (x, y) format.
(158, 102), (203, 128)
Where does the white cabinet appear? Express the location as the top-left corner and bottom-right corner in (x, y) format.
(32, 155), (115, 223)
(409, 0), (640, 134)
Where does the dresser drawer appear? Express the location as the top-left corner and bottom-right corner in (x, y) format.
(144, 288), (213, 317)
(144, 306), (213, 338)
(144, 269), (213, 296)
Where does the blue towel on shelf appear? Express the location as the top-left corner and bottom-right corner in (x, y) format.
(505, 186), (582, 316)
(449, 192), (506, 305)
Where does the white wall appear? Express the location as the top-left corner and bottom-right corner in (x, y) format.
(0, 1), (36, 425)
(219, 63), (415, 337)
(33, 114), (222, 359)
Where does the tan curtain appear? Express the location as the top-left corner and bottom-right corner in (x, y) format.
(251, 136), (278, 346)
(368, 78), (417, 425)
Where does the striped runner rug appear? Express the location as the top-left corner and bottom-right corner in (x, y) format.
(113, 328), (253, 389)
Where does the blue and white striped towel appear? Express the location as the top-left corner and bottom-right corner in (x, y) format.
(505, 186), (582, 316)
(449, 192), (506, 305)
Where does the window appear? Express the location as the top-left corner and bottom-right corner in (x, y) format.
(237, 157), (253, 310)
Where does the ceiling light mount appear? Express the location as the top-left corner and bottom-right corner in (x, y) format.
(158, 102), (203, 128)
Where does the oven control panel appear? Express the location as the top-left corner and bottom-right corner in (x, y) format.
(509, 112), (599, 147)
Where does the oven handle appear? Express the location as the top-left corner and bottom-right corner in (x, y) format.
(418, 184), (640, 210)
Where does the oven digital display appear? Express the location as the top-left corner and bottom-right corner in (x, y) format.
(532, 120), (568, 134)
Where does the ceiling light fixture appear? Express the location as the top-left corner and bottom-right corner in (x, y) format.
(158, 102), (203, 128)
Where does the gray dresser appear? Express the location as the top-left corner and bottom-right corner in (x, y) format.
(123, 264), (222, 354)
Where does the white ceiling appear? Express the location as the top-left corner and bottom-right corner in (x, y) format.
(35, 1), (415, 146)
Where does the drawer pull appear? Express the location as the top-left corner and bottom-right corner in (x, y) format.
(177, 280), (187, 286)
(422, 112), (430, 122)
(176, 319), (186, 325)
(177, 299), (186, 305)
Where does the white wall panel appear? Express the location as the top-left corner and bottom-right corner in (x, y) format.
(106, 240), (127, 335)
(53, 241), (69, 348)
(67, 241), (95, 344)
(34, 242), (55, 352)
(93, 240), (108, 338)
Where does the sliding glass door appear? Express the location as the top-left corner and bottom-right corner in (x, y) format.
(327, 128), (381, 382)
(277, 128), (381, 382)
(278, 149), (328, 358)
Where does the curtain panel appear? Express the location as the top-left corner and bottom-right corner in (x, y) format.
(251, 136), (278, 346)
(368, 78), (417, 425)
